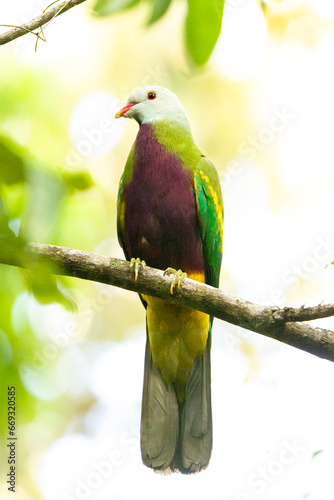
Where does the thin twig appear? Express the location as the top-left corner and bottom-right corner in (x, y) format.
(0, 25), (45, 42)
(0, 0), (87, 46)
(35, 0), (73, 51)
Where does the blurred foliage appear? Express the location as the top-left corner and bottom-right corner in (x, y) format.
(0, 129), (93, 306)
(0, 134), (26, 184)
(93, 0), (141, 16)
(0, 61), (94, 478)
(147, 0), (172, 25)
(93, 0), (225, 65)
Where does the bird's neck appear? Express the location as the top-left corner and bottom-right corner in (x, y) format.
(137, 119), (201, 167)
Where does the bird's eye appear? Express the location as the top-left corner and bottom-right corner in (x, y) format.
(147, 91), (156, 100)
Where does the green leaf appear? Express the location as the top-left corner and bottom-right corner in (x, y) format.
(63, 171), (94, 191)
(0, 134), (27, 185)
(312, 449), (323, 460)
(93, 0), (140, 16)
(185, 0), (225, 65)
(54, 164), (94, 192)
(0, 230), (26, 266)
(147, 0), (172, 25)
(0, 196), (26, 265)
(23, 264), (77, 312)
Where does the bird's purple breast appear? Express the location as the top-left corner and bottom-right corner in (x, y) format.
(123, 124), (204, 273)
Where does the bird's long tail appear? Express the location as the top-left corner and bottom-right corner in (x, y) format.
(140, 329), (212, 474)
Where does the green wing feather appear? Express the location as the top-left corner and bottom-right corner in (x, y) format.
(117, 144), (148, 309)
(117, 143), (136, 260)
(194, 155), (223, 289)
(174, 155), (223, 472)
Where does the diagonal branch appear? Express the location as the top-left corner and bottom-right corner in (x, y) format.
(0, 0), (87, 46)
(2, 242), (334, 362)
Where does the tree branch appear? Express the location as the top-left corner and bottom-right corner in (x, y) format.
(0, 0), (87, 46)
(2, 242), (334, 362)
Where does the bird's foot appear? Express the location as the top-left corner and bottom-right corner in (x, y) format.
(130, 258), (146, 281)
(164, 268), (187, 295)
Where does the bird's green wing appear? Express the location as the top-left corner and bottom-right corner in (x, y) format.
(117, 143), (148, 310)
(194, 155), (223, 289)
(117, 143), (136, 259)
(181, 156), (222, 473)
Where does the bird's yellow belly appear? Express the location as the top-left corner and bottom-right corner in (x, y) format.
(142, 272), (210, 402)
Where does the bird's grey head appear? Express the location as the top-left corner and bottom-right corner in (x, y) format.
(115, 86), (190, 127)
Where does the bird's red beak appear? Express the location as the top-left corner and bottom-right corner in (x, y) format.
(115, 102), (136, 118)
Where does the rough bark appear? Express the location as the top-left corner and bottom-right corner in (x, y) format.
(2, 242), (334, 362)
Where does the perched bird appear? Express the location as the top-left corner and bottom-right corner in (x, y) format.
(115, 86), (223, 474)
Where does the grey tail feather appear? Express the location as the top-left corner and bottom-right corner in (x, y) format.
(173, 337), (212, 474)
(140, 331), (179, 473)
(140, 330), (212, 474)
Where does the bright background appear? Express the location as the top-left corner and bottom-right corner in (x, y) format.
(1, 1), (334, 499)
